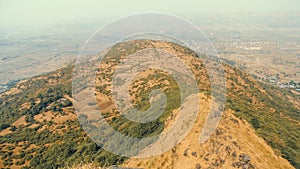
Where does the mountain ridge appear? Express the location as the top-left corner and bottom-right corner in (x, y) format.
(0, 40), (299, 169)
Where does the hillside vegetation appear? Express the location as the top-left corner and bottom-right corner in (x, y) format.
(0, 40), (299, 169)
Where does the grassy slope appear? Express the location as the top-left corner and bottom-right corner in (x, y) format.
(224, 64), (300, 168)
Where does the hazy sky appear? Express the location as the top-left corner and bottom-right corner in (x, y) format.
(1, 0), (300, 27)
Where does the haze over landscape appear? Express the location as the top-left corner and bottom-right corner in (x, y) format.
(0, 1), (299, 169)
(1, 0), (300, 26)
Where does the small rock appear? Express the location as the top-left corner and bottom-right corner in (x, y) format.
(249, 163), (255, 169)
(184, 148), (190, 156)
(191, 151), (197, 157)
(216, 128), (223, 135)
(232, 151), (237, 158)
(242, 164), (249, 169)
(225, 146), (231, 156)
(240, 161), (246, 165)
(232, 162), (242, 168)
(205, 153), (210, 157)
(239, 154), (251, 163)
(195, 163), (201, 169)
(211, 159), (219, 167)
(230, 117), (239, 124)
(232, 141), (238, 146)
(232, 141), (241, 150)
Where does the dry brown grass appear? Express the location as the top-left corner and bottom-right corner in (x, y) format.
(63, 163), (107, 169)
(122, 109), (294, 169)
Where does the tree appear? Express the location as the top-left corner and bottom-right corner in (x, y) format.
(25, 114), (34, 123)
(251, 117), (260, 129)
(10, 126), (17, 132)
(0, 123), (10, 131)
